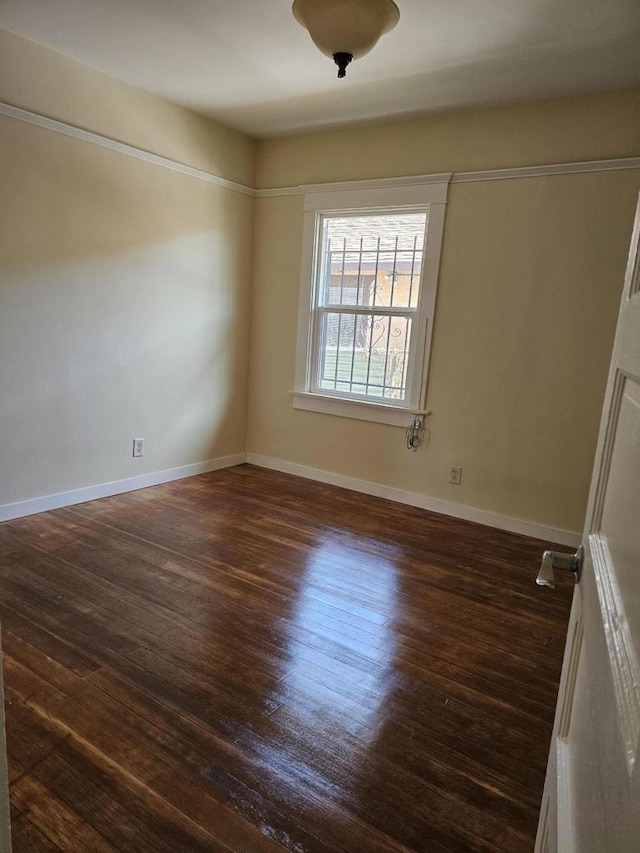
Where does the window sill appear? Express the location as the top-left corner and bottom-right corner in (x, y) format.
(291, 391), (428, 427)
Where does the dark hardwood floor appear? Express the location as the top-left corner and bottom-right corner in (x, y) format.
(0, 464), (574, 852)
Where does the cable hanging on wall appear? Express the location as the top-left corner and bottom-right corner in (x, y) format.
(406, 415), (424, 451)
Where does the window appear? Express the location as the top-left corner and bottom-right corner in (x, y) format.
(293, 178), (449, 426)
(313, 210), (426, 402)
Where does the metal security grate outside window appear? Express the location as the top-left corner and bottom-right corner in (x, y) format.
(314, 212), (427, 402)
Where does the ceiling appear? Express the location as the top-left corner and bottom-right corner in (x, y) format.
(0, 0), (639, 138)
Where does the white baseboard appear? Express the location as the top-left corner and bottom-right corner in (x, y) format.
(246, 453), (581, 547)
(0, 453), (247, 523)
(2, 450), (581, 546)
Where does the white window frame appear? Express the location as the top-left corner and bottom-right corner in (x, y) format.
(292, 176), (450, 427)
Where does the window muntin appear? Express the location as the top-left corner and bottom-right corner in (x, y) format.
(311, 211), (428, 404)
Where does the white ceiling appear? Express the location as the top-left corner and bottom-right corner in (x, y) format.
(0, 0), (639, 138)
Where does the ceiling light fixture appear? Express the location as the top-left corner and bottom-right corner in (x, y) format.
(292, 0), (400, 79)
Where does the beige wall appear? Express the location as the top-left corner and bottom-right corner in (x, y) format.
(256, 90), (640, 189)
(0, 30), (255, 506)
(249, 94), (640, 534)
(0, 28), (255, 186)
(2, 27), (639, 537)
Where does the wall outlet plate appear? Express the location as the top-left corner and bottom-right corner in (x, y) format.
(449, 465), (462, 485)
(133, 438), (144, 458)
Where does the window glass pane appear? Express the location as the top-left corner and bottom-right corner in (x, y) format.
(320, 212), (427, 310)
(317, 312), (412, 401)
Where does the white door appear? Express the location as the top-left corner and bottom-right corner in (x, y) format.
(536, 194), (640, 852)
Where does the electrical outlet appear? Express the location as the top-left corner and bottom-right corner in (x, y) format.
(132, 438), (144, 458)
(449, 465), (462, 485)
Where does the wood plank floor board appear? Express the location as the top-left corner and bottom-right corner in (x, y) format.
(10, 815), (65, 853)
(29, 738), (237, 853)
(10, 776), (118, 853)
(261, 670), (543, 816)
(217, 700), (535, 853)
(0, 464), (573, 851)
(0, 609), (103, 678)
(3, 653), (287, 852)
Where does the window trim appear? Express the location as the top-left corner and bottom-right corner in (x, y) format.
(293, 178), (450, 427)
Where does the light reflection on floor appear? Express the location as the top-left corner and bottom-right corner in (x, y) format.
(277, 534), (400, 747)
(206, 532), (404, 820)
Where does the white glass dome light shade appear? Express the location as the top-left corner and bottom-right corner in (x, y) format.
(292, 0), (400, 76)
